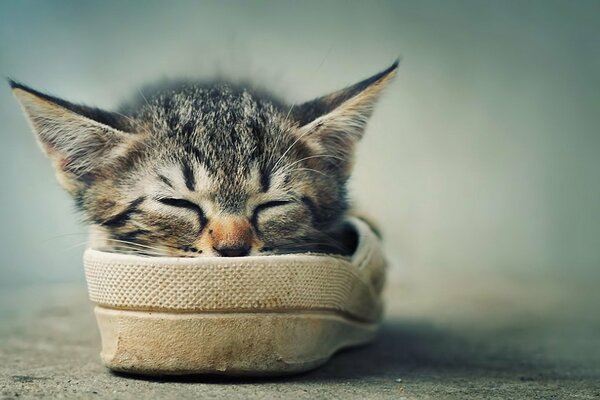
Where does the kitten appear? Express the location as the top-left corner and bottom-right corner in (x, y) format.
(10, 61), (397, 257)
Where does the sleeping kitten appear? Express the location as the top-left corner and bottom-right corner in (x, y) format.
(10, 61), (397, 257)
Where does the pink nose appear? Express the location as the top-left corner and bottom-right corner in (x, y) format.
(208, 216), (253, 257)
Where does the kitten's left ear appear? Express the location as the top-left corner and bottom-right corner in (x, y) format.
(293, 60), (398, 173)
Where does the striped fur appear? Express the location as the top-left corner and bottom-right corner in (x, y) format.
(10, 61), (397, 257)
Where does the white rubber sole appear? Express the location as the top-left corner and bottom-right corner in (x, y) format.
(95, 306), (378, 376)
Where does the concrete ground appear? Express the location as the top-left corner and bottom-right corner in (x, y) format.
(1, 270), (599, 399)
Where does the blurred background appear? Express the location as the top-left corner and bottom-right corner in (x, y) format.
(0, 0), (598, 299)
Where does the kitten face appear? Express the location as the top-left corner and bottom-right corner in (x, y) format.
(11, 61), (397, 257)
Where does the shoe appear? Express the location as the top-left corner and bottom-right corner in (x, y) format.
(84, 217), (387, 376)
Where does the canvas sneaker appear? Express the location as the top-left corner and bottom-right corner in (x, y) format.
(84, 217), (387, 376)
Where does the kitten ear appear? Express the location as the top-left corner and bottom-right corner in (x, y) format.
(10, 81), (136, 193)
(293, 60), (398, 173)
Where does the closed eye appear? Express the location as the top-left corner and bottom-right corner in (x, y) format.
(251, 200), (292, 228)
(157, 198), (207, 226)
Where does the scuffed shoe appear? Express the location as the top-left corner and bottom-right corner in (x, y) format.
(84, 217), (387, 376)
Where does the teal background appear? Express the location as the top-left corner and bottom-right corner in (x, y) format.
(0, 0), (598, 286)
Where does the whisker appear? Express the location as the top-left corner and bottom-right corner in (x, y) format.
(99, 242), (169, 257)
(111, 110), (153, 137)
(283, 43), (334, 124)
(40, 232), (92, 244)
(277, 154), (343, 175)
(103, 238), (169, 253)
(272, 127), (314, 172)
(67, 241), (167, 257)
(63, 240), (94, 252)
(138, 88), (162, 129)
(283, 167), (328, 177)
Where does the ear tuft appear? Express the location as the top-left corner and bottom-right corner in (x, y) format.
(7, 78), (20, 89)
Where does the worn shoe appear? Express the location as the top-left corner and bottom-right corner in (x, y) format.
(84, 217), (387, 376)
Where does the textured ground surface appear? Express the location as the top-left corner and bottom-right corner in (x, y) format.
(1, 270), (599, 399)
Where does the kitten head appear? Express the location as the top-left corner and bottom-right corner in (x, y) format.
(10, 61), (397, 257)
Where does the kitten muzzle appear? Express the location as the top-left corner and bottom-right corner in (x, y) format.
(206, 216), (255, 257)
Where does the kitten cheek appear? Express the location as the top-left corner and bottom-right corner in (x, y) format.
(141, 213), (199, 244)
(256, 209), (311, 240)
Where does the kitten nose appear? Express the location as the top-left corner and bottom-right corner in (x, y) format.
(213, 245), (250, 257)
(208, 216), (253, 257)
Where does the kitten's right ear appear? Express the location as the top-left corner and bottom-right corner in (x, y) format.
(9, 81), (137, 193)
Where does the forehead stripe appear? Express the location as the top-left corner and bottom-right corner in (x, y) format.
(158, 174), (174, 188)
(181, 161), (196, 191)
(259, 169), (271, 193)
